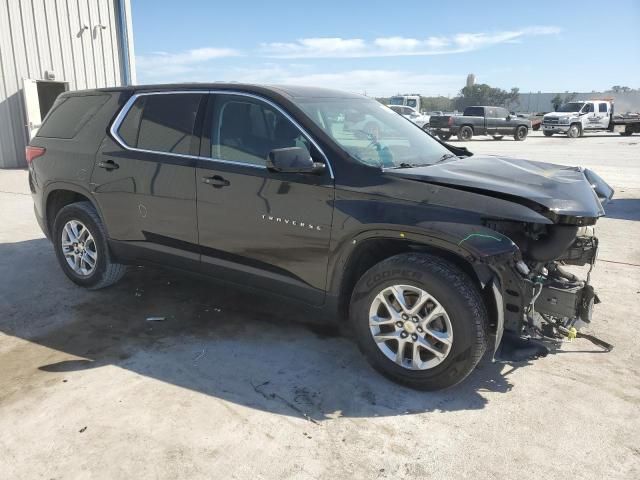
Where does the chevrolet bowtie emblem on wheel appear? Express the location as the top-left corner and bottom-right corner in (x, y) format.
(261, 214), (322, 231)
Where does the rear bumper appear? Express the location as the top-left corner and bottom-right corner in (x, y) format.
(431, 127), (458, 134)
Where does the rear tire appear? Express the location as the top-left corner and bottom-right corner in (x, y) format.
(567, 123), (581, 138)
(53, 201), (127, 289)
(514, 125), (528, 141)
(349, 253), (488, 390)
(543, 131), (554, 137)
(457, 126), (473, 141)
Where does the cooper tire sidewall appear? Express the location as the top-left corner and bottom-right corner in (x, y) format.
(351, 264), (479, 385)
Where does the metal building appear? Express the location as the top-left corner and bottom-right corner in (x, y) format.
(0, 0), (135, 168)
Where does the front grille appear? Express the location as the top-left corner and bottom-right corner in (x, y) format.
(545, 117), (559, 125)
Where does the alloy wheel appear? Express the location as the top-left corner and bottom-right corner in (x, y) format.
(368, 284), (453, 370)
(61, 220), (98, 276)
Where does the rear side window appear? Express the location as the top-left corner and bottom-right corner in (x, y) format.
(599, 103), (608, 113)
(464, 107), (484, 116)
(37, 94), (109, 139)
(116, 93), (204, 155)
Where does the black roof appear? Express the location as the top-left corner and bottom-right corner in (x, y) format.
(87, 83), (364, 100)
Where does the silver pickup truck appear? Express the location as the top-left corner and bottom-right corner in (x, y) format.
(429, 106), (531, 142)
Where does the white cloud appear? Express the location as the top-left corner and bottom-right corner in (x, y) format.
(136, 47), (240, 80)
(230, 65), (464, 97)
(260, 26), (561, 58)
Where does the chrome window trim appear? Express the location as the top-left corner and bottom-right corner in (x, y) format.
(109, 89), (334, 178)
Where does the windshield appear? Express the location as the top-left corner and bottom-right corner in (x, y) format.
(557, 102), (585, 112)
(389, 96), (404, 106)
(294, 97), (452, 168)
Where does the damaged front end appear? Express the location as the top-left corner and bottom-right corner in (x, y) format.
(387, 157), (615, 356)
(485, 222), (611, 357)
(481, 168), (614, 356)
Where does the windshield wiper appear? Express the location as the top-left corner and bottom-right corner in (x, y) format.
(435, 153), (458, 164)
(385, 162), (420, 169)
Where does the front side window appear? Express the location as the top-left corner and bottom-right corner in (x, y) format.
(210, 94), (310, 166)
(557, 102), (585, 113)
(582, 103), (594, 113)
(295, 96), (451, 168)
(117, 93), (203, 155)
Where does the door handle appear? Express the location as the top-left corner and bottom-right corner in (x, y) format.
(98, 159), (119, 170)
(202, 175), (230, 188)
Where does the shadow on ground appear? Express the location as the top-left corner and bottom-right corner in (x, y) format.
(1, 238), (527, 422)
(604, 198), (640, 221)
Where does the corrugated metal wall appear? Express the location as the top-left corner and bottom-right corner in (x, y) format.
(0, 0), (134, 168)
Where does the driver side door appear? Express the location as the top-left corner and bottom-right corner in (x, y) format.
(195, 93), (335, 305)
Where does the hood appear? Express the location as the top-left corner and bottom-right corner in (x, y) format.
(543, 111), (578, 119)
(385, 156), (613, 221)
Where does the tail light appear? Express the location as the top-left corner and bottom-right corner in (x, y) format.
(448, 116), (454, 127)
(26, 146), (46, 164)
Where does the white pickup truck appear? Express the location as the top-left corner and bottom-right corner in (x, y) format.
(388, 105), (430, 129)
(542, 100), (640, 138)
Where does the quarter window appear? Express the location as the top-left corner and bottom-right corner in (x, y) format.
(210, 94), (310, 166)
(37, 94), (109, 139)
(117, 93), (203, 155)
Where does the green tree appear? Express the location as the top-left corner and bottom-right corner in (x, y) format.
(551, 94), (564, 111)
(453, 83), (521, 110)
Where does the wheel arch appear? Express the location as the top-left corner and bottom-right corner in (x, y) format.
(43, 183), (105, 238)
(329, 228), (515, 329)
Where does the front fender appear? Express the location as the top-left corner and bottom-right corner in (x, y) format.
(327, 222), (520, 294)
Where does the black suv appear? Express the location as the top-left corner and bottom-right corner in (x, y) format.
(28, 84), (613, 390)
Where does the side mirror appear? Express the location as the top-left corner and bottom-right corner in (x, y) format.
(267, 147), (325, 174)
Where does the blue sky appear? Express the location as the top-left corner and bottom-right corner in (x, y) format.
(131, 0), (640, 96)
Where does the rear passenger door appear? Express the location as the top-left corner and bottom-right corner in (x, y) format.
(92, 91), (206, 266)
(195, 93), (334, 305)
(594, 102), (610, 129)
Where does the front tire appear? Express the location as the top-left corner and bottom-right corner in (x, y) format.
(567, 123), (581, 138)
(457, 126), (473, 141)
(514, 126), (528, 141)
(349, 253), (488, 390)
(53, 201), (127, 289)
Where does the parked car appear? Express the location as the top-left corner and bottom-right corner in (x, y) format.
(27, 84), (613, 390)
(543, 101), (640, 138)
(388, 105), (430, 129)
(430, 106), (531, 141)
